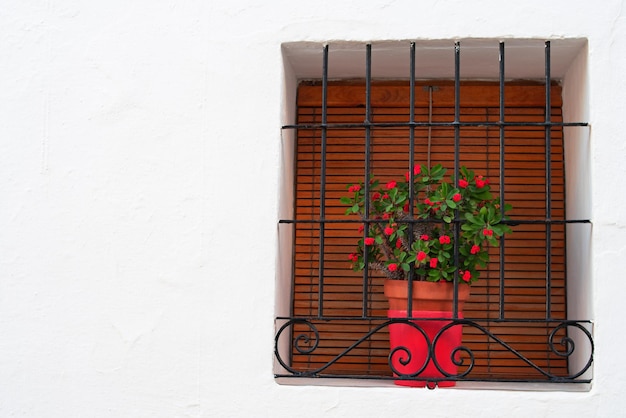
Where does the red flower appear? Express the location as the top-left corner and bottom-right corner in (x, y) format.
(384, 226), (394, 235)
(348, 253), (358, 262)
(386, 181), (397, 190)
(388, 263), (398, 272)
(358, 225), (364, 233)
(382, 193), (389, 200)
(452, 193), (462, 202)
(429, 258), (438, 268)
(461, 270), (471, 282)
(470, 244), (480, 254)
(364, 237), (375, 246)
(396, 240), (403, 249)
(382, 213), (390, 220)
(424, 198), (433, 206)
(348, 184), (361, 193)
(458, 179), (469, 188)
(420, 234), (429, 241)
(417, 251), (427, 262)
(475, 175), (487, 188)
(483, 228), (494, 237)
(439, 235), (451, 245)
(404, 165), (421, 181)
(372, 192), (381, 200)
(403, 202), (410, 212)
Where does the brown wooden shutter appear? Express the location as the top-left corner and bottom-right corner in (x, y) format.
(292, 81), (567, 379)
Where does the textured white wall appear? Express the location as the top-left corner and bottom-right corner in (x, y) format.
(1, 1), (625, 416)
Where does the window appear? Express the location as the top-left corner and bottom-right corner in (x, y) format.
(275, 40), (593, 386)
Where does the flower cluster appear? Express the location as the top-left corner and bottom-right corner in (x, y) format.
(341, 164), (512, 284)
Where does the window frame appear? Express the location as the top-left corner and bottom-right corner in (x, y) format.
(275, 40), (593, 388)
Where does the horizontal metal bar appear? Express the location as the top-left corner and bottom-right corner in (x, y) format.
(282, 121), (588, 130)
(278, 218), (591, 225)
(274, 373), (592, 384)
(276, 316), (593, 323)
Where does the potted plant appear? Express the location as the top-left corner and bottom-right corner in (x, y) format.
(341, 163), (511, 387)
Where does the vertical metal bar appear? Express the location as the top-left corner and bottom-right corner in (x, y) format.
(454, 42), (461, 179)
(498, 41), (506, 320)
(407, 42), (416, 315)
(544, 41), (553, 319)
(362, 44), (372, 317)
(317, 44), (329, 318)
(453, 41), (461, 318)
(427, 87), (433, 169)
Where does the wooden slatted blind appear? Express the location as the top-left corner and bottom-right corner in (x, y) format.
(292, 81), (567, 379)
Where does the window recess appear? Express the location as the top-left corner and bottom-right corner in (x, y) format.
(275, 40), (592, 386)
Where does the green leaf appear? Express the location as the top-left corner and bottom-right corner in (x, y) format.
(430, 164), (445, 179)
(340, 197), (352, 205)
(443, 215), (452, 223)
(492, 225), (506, 235)
(351, 204), (359, 213)
(465, 213), (483, 225)
(474, 190), (493, 200)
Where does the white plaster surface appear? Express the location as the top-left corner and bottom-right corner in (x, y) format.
(1, 0), (624, 416)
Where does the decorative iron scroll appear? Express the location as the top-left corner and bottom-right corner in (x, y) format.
(274, 318), (593, 384)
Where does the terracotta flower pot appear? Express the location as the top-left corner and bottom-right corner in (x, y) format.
(384, 279), (471, 312)
(383, 279), (471, 388)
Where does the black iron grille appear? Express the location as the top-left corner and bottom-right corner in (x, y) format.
(276, 41), (592, 386)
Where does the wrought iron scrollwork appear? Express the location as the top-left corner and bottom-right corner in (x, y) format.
(275, 317), (594, 383)
(386, 319), (431, 378)
(548, 321), (594, 379)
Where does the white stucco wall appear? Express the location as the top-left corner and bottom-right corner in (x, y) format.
(1, 1), (625, 416)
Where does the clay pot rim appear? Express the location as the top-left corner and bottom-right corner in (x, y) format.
(384, 279), (471, 312)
